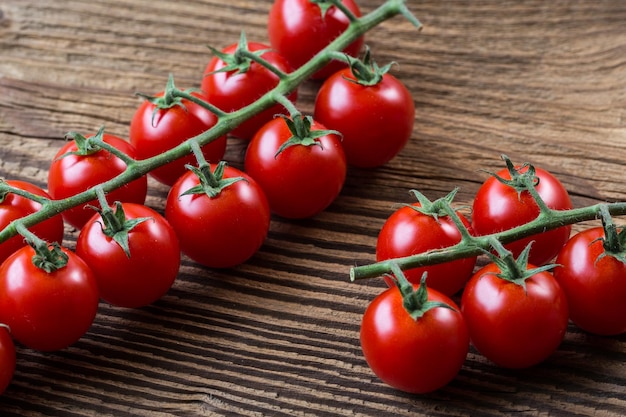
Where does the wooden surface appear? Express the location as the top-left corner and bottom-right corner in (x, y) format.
(1, 0), (625, 415)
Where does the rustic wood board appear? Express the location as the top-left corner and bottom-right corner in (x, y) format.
(0, 0), (625, 415)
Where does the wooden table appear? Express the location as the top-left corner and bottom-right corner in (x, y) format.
(1, 1), (625, 415)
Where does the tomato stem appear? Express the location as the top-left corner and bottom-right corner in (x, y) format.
(90, 187), (150, 258)
(137, 74), (228, 120)
(0, 180), (49, 206)
(482, 237), (556, 289)
(316, 0), (359, 23)
(343, 47), (395, 86)
(596, 204), (626, 264)
(599, 204), (620, 252)
(62, 126), (136, 167)
(388, 263), (455, 320)
(238, 49), (290, 81)
(171, 87), (228, 118)
(272, 93), (301, 118)
(179, 142), (246, 199)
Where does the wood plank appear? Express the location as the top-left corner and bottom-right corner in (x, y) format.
(1, 0), (625, 416)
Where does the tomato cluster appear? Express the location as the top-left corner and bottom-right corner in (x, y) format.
(1, 0), (622, 401)
(0, 0), (416, 395)
(362, 156), (626, 394)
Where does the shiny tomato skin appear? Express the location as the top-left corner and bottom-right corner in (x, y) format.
(165, 165), (270, 268)
(76, 203), (181, 308)
(0, 246), (100, 352)
(201, 41), (297, 140)
(0, 180), (65, 264)
(0, 325), (15, 395)
(461, 263), (569, 369)
(360, 286), (469, 394)
(376, 203), (476, 296)
(313, 67), (415, 168)
(244, 117), (346, 219)
(471, 165), (572, 266)
(554, 227), (626, 336)
(47, 133), (148, 229)
(268, 0), (364, 79)
(129, 91), (227, 186)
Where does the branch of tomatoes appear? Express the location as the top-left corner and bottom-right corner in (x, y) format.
(359, 155), (626, 394)
(0, 0), (421, 245)
(350, 180), (626, 282)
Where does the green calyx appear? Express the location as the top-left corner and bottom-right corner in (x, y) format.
(59, 125), (108, 158)
(32, 242), (69, 274)
(488, 154), (539, 196)
(181, 160), (245, 199)
(207, 32), (271, 76)
(14, 223), (68, 273)
(92, 201), (150, 258)
(406, 188), (461, 221)
(274, 114), (342, 158)
(343, 47), (394, 87)
(484, 237), (556, 292)
(136, 74), (198, 127)
(388, 264), (455, 321)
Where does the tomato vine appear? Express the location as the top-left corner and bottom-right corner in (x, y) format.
(0, 0), (421, 245)
(0, 0), (624, 399)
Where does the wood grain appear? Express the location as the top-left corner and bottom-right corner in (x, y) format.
(1, 0), (625, 416)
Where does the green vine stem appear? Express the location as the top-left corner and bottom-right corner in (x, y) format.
(0, 0), (421, 245)
(350, 201), (626, 281)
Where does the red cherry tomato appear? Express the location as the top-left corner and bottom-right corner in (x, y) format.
(313, 66), (415, 167)
(0, 245), (100, 352)
(376, 199), (476, 296)
(201, 40), (297, 140)
(0, 180), (64, 264)
(0, 324), (15, 395)
(471, 162), (572, 265)
(244, 116), (346, 219)
(554, 226), (626, 336)
(360, 283), (469, 394)
(129, 90), (227, 186)
(461, 262), (569, 369)
(47, 132), (148, 229)
(76, 203), (181, 308)
(165, 163), (270, 268)
(268, 0), (364, 79)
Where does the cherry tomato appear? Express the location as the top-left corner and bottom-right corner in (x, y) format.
(376, 193), (476, 296)
(360, 282), (469, 394)
(76, 203), (181, 308)
(268, 0), (364, 79)
(244, 116), (346, 219)
(47, 132), (148, 229)
(0, 324), (15, 395)
(165, 163), (270, 268)
(201, 39), (297, 140)
(0, 245), (100, 352)
(0, 180), (64, 264)
(471, 161), (572, 265)
(129, 89), (227, 186)
(461, 262), (569, 368)
(554, 226), (626, 336)
(313, 65), (415, 168)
